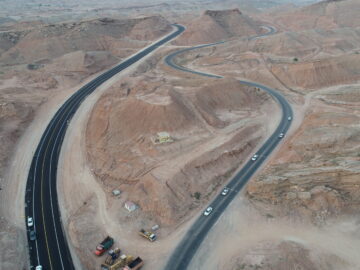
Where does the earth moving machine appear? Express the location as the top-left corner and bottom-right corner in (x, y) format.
(105, 248), (121, 265)
(95, 236), (114, 256)
(101, 255), (134, 270)
(123, 257), (144, 270)
(139, 229), (156, 242)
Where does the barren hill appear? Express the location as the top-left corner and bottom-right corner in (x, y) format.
(272, 0), (360, 31)
(0, 15), (171, 66)
(174, 8), (260, 45)
(86, 78), (276, 226)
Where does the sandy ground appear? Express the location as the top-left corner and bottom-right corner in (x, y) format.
(188, 192), (360, 270)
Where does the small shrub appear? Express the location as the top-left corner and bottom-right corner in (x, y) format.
(194, 192), (201, 200)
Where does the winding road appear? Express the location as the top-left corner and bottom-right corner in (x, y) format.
(24, 22), (290, 270)
(24, 24), (185, 270)
(164, 26), (292, 270)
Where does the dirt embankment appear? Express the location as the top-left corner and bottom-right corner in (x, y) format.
(174, 8), (261, 45)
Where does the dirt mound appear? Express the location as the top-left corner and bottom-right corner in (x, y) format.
(0, 16), (171, 66)
(174, 8), (260, 45)
(86, 78), (275, 225)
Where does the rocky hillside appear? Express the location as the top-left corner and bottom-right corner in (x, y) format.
(247, 84), (360, 224)
(174, 8), (261, 45)
(272, 0), (360, 31)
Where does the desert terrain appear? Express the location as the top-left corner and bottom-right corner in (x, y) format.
(1, 0), (360, 270)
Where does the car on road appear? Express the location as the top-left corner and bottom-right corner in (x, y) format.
(36, 266), (42, 270)
(203, 207), (213, 216)
(278, 133), (284, 138)
(221, 187), (230, 196)
(288, 116), (292, 121)
(251, 154), (258, 161)
(27, 217), (33, 227)
(29, 230), (36, 241)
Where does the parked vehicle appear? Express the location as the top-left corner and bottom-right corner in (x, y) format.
(123, 257), (144, 270)
(101, 255), (133, 270)
(139, 229), (156, 242)
(95, 236), (114, 256)
(105, 248), (121, 265)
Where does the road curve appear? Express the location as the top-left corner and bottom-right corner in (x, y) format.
(164, 26), (293, 270)
(24, 24), (185, 270)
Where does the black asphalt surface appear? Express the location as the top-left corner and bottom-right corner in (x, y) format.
(24, 24), (185, 270)
(163, 26), (293, 270)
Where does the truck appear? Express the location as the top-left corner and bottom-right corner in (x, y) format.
(95, 236), (114, 256)
(101, 255), (134, 270)
(105, 248), (121, 265)
(138, 229), (156, 242)
(123, 257), (144, 270)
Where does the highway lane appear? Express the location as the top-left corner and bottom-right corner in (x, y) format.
(163, 26), (293, 270)
(24, 24), (185, 270)
(164, 25), (277, 78)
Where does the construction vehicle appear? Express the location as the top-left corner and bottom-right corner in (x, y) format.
(138, 229), (156, 242)
(105, 248), (121, 265)
(123, 257), (144, 270)
(95, 236), (114, 256)
(101, 255), (134, 270)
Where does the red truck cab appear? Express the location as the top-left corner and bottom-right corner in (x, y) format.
(94, 236), (114, 256)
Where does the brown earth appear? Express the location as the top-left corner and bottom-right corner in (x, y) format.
(162, 2), (360, 270)
(1, 1), (360, 269)
(0, 15), (172, 270)
(268, 0), (360, 31)
(247, 84), (360, 225)
(86, 76), (277, 227)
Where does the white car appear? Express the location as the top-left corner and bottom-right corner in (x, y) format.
(221, 187), (229, 196)
(288, 116), (292, 121)
(203, 207), (213, 216)
(36, 266), (42, 270)
(27, 217), (33, 227)
(278, 133), (284, 138)
(251, 154), (258, 161)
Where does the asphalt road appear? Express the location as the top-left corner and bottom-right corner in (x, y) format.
(24, 24), (185, 270)
(163, 26), (293, 270)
